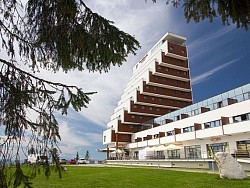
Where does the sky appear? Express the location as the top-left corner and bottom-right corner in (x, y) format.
(2, 0), (250, 161)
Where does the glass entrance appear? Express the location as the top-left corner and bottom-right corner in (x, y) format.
(207, 142), (228, 158)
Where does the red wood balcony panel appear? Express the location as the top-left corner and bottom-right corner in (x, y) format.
(142, 81), (192, 100)
(149, 72), (191, 90)
(147, 135), (153, 140)
(155, 62), (190, 79)
(161, 52), (188, 68)
(111, 130), (116, 142)
(136, 91), (192, 109)
(123, 110), (155, 124)
(117, 120), (141, 133)
(159, 132), (165, 137)
(168, 42), (187, 57)
(153, 123), (160, 128)
(135, 137), (142, 142)
(117, 133), (131, 143)
(130, 101), (169, 116)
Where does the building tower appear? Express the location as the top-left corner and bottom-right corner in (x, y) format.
(103, 32), (193, 158)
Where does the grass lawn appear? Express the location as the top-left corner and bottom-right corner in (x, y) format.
(20, 165), (250, 188)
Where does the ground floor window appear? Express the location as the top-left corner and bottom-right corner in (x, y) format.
(236, 140), (250, 157)
(184, 145), (201, 159)
(156, 151), (165, 159)
(207, 142), (228, 158)
(167, 150), (180, 159)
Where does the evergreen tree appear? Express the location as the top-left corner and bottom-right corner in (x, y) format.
(85, 150), (90, 160)
(76, 151), (79, 161)
(0, 1), (140, 187)
(150, 0), (250, 30)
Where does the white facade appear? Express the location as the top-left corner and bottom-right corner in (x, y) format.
(104, 32), (192, 149)
(126, 83), (250, 160)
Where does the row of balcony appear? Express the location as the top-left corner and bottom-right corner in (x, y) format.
(130, 118), (250, 148)
(142, 81), (192, 101)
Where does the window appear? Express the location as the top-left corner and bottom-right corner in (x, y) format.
(217, 101), (223, 108)
(139, 116), (143, 119)
(158, 66), (161, 70)
(156, 108), (160, 112)
(204, 120), (221, 129)
(149, 107), (153, 111)
(166, 67), (169, 71)
(243, 92), (250, 100)
(207, 143), (228, 158)
(152, 97), (155, 101)
(154, 134), (159, 139)
(144, 96), (148, 99)
(131, 115), (135, 119)
(103, 136), (106, 142)
(181, 49), (185, 54)
(155, 76), (158, 80)
(153, 87), (157, 91)
(177, 70), (180, 74)
(183, 126), (194, 133)
(159, 98), (163, 102)
(170, 46), (173, 50)
(133, 105), (137, 109)
(191, 109), (199, 116)
(141, 106), (145, 110)
(146, 86), (149, 90)
(184, 71), (187, 75)
(233, 113), (250, 123)
(130, 125), (134, 129)
(184, 145), (201, 159)
(166, 131), (174, 136)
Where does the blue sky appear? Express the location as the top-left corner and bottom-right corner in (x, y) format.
(2, 1), (249, 161)
(55, 0), (250, 160)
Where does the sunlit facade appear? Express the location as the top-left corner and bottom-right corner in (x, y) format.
(102, 33), (250, 170)
(103, 32), (192, 157)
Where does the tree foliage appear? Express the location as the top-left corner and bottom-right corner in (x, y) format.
(0, 0), (140, 187)
(76, 151), (79, 161)
(151, 0), (250, 30)
(85, 150), (90, 160)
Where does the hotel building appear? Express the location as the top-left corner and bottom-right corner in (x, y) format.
(103, 32), (192, 155)
(102, 32), (250, 170)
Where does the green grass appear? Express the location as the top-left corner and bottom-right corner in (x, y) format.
(19, 166), (250, 188)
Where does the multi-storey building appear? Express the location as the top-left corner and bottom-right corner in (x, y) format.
(106, 83), (250, 170)
(103, 32), (193, 157)
(102, 32), (250, 170)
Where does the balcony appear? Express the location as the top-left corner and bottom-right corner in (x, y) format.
(165, 42), (188, 60)
(175, 131), (195, 142)
(148, 138), (160, 145)
(148, 72), (191, 91)
(137, 140), (148, 147)
(196, 126), (224, 139)
(159, 135), (175, 144)
(224, 121), (250, 135)
(142, 81), (192, 101)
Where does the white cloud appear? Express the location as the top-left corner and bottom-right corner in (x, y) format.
(77, 131), (103, 143)
(191, 58), (240, 85)
(58, 122), (91, 150)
